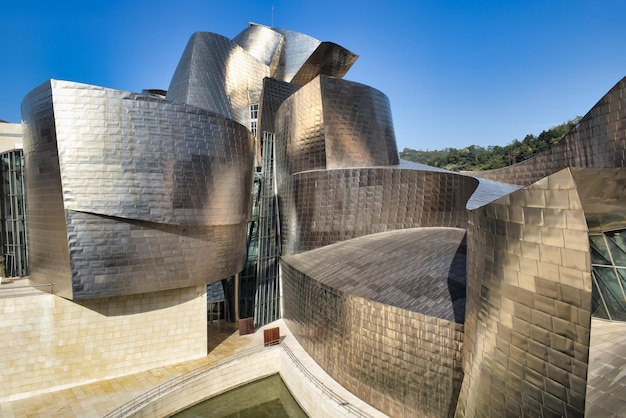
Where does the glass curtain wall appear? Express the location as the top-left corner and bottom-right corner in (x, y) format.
(253, 132), (281, 326)
(590, 229), (626, 321)
(0, 150), (28, 277)
(239, 174), (261, 320)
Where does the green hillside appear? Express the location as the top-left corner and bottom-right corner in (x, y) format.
(400, 117), (581, 172)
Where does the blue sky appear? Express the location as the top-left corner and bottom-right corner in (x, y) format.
(1, 0), (625, 150)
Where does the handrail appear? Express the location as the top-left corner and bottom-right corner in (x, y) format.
(281, 342), (376, 418)
(102, 345), (269, 418)
(104, 340), (378, 418)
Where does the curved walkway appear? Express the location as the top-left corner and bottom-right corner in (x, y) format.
(0, 319), (386, 417)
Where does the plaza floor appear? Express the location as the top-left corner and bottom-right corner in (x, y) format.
(2, 310), (625, 417)
(0, 321), (250, 417)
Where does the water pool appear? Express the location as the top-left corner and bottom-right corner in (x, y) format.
(171, 374), (308, 417)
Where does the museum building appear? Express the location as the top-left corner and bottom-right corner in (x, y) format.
(0, 23), (625, 417)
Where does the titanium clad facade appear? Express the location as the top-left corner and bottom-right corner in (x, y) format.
(282, 228), (467, 418)
(290, 42), (359, 86)
(0, 150), (28, 277)
(473, 77), (626, 186)
(281, 168), (477, 254)
(8, 21), (626, 415)
(257, 77), (301, 165)
(320, 76), (397, 168)
(22, 80), (253, 299)
(274, 75), (398, 179)
(457, 169), (592, 417)
(258, 77), (301, 135)
(166, 32), (270, 126)
(270, 28), (321, 83)
(232, 24), (284, 71)
(570, 168), (626, 231)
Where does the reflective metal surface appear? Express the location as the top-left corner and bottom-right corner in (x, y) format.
(13, 21), (626, 417)
(571, 167), (626, 231)
(281, 167), (477, 254)
(270, 28), (322, 83)
(22, 80), (253, 299)
(282, 227), (466, 417)
(458, 168), (592, 417)
(274, 75), (398, 178)
(166, 32), (269, 126)
(232, 24), (284, 71)
(283, 227), (467, 321)
(290, 42), (359, 86)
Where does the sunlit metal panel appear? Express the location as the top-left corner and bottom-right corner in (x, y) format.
(282, 228), (466, 417)
(280, 167), (477, 254)
(166, 32), (270, 126)
(232, 24), (284, 75)
(290, 42), (358, 86)
(458, 168), (592, 417)
(22, 80), (254, 299)
(270, 28), (321, 83)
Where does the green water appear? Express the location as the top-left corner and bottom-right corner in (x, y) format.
(172, 374), (308, 418)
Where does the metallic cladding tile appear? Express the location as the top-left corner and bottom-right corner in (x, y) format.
(270, 27), (321, 83)
(278, 167), (476, 254)
(458, 169), (592, 417)
(232, 24), (284, 69)
(282, 260), (464, 417)
(167, 32), (269, 126)
(22, 80), (253, 299)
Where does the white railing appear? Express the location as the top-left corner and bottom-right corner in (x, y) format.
(102, 345), (267, 418)
(104, 341), (377, 418)
(281, 342), (375, 418)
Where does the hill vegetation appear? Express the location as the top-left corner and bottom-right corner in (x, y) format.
(399, 117), (581, 172)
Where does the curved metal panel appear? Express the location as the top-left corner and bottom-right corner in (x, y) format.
(274, 76), (325, 176)
(166, 32), (270, 126)
(571, 167), (626, 231)
(279, 168), (477, 254)
(282, 228), (467, 322)
(290, 42), (358, 86)
(257, 77), (301, 165)
(458, 168), (592, 417)
(49, 81), (253, 226)
(232, 24), (284, 75)
(282, 228), (465, 417)
(320, 76), (398, 168)
(258, 77), (301, 136)
(274, 75), (399, 181)
(21, 81), (72, 298)
(66, 213), (247, 299)
(21, 80), (254, 299)
(271, 28), (321, 83)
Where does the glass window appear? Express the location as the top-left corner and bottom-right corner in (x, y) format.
(590, 230), (626, 321)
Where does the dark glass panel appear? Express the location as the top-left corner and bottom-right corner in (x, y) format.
(606, 230), (626, 265)
(593, 268), (626, 321)
(590, 235), (612, 265)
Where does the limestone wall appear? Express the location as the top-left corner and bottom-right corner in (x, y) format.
(0, 284), (207, 402)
